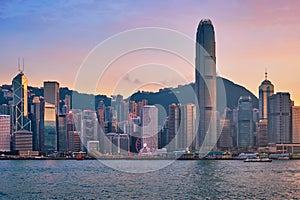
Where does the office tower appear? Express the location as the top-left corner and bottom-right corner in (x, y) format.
(195, 19), (217, 151)
(81, 110), (98, 152)
(141, 105), (158, 151)
(12, 130), (33, 151)
(257, 119), (268, 147)
(58, 114), (67, 153)
(43, 81), (59, 154)
(259, 71), (274, 120)
(43, 81), (60, 113)
(268, 92), (292, 144)
(168, 104), (180, 151)
(291, 106), (300, 143)
(67, 131), (81, 152)
(180, 104), (197, 150)
(12, 71), (31, 132)
(218, 118), (232, 149)
(110, 133), (130, 155)
(30, 96), (41, 151)
(0, 115), (10, 151)
(237, 96), (253, 148)
(137, 99), (148, 117)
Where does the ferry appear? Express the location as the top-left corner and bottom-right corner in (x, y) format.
(244, 157), (272, 162)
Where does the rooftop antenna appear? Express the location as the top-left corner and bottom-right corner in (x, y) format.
(18, 57), (20, 72)
(265, 68), (268, 80)
(22, 57), (24, 72)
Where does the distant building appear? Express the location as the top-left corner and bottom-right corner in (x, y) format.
(168, 104), (180, 151)
(257, 119), (268, 147)
(58, 114), (67, 153)
(12, 130), (33, 151)
(259, 71), (274, 120)
(30, 96), (42, 151)
(218, 118), (232, 149)
(268, 92), (292, 144)
(141, 105), (158, 151)
(81, 110), (98, 152)
(87, 141), (99, 154)
(292, 106), (300, 143)
(237, 96), (253, 147)
(0, 115), (10, 151)
(43, 81), (59, 154)
(67, 131), (81, 152)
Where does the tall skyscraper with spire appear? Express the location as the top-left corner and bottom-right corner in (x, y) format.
(12, 69), (31, 132)
(258, 70), (274, 120)
(195, 19), (217, 151)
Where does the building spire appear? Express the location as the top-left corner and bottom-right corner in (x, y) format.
(18, 57), (20, 72)
(265, 68), (268, 80)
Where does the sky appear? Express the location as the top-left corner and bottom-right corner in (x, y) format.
(1, 0), (300, 104)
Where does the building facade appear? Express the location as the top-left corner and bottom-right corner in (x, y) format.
(292, 106), (300, 143)
(237, 96), (253, 148)
(0, 115), (10, 151)
(141, 105), (158, 151)
(268, 92), (292, 144)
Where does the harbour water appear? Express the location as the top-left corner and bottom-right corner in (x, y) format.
(1, 160), (300, 199)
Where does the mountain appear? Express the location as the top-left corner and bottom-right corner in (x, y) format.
(130, 77), (258, 112)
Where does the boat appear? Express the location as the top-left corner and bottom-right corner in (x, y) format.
(76, 155), (84, 160)
(244, 157), (272, 162)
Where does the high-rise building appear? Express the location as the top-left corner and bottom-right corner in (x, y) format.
(43, 81), (60, 113)
(58, 114), (67, 153)
(81, 110), (98, 152)
(141, 105), (158, 151)
(237, 96), (253, 148)
(180, 104), (197, 150)
(291, 106), (300, 143)
(12, 71), (31, 132)
(268, 92), (292, 144)
(43, 81), (59, 154)
(259, 71), (274, 120)
(0, 115), (10, 151)
(168, 104), (180, 151)
(30, 96), (41, 151)
(218, 118), (232, 149)
(195, 19), (217, 151)
(257, 119), (268, 147)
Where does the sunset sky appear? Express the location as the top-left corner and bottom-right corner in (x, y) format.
(1, 1), (300, 104)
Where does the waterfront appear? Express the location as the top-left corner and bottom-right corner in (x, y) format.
(1, 160), (300, 199)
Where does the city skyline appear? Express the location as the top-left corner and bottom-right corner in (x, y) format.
(1, 1), (300, 105)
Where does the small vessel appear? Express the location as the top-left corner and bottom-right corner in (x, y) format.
(244, 157), (272, 162)
(76, 155), (84, 160)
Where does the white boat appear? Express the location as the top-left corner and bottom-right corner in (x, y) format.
(244, 157), (272, 162)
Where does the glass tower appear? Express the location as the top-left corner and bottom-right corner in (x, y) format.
(43, 81), (59, 154)
(259, 71), (274, 120)
(195, 19), (217, 151)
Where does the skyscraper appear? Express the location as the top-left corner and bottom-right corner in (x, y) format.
(43, 81), (59, 154)
(30, 96), (41, 151)
(268, 92), (292, 144)
(195, 19), (217, 151)
(237, 96), (253, 148)
(292, 106), (300, 143)
(259, 71), (274, 120)
(141, 105), (158, 151)
(12, 71), (31, 132)
(0, 115), (10, 151)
